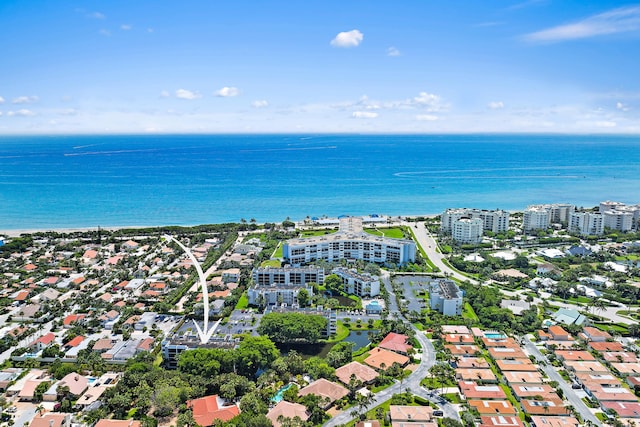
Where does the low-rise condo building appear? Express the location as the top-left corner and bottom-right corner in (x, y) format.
(283, 217), (416, 265)
(332, 267), (380, 297)
(252, 266), (325, 286)
(429, 279), (463, 316)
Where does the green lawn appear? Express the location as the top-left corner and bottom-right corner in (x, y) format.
(327, 320), (350, 343)
(299, 229), (337, 237)
(364, 227), (406, 239)
(463, 302), (479, 322)
(234, 293), (249, 310)
(271, 242), (283, 258)
(260, 259), (281, 268)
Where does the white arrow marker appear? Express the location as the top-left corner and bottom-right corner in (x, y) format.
(163, 235), (216, 344)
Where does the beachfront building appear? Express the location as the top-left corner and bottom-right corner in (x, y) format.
(603, 210), (634, 232)
(331, 267), (380, 297)
(252, 266), (324, 286)
(523, 207), (550, 232)
(441, 208), (509, 233)
(429, 279), (463, 316)
(452, 217), (483, 244)
(598, 200), (640, 231)
(282, 217), (416, 266)
(524, 203), (575, 232)
(569, 212), (604, 236)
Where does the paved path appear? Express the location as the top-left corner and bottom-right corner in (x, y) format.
(522, 336), (600, 425)
(323, 273), (456, 426)
(407, 221), (478, 285)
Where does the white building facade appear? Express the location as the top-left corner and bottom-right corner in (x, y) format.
(441, 208), (509, 233)
(452, 217), (483, 244)
(331, 267), (380, 297)
(429, 279), (463, 316)
(283, 217), (416, 265)
(569, 212), (604, 235)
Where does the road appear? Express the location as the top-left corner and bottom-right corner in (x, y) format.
(407, 221), (478, 285)
(410, 221), (638, 325)
(522, 336), (599, 425)
(323, 273), (459, 426)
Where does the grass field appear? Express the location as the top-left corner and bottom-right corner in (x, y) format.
(463, 302), (479, 322)
(364, 227), (406, 239)
(299, 229), (337, 237)
(234, 293), (249, 310)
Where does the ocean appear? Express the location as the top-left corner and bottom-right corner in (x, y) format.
(1, 134), (639, 230)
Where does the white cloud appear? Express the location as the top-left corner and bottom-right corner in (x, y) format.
(0, 111), (3, 116)
(57, 108), (79, 116)
(616, 101), (630, 111)
(12, 96), (39, 104)
(416, 114), (439, 121)
(405, 92), (447, 112)
(89, 11), (106, 19)
(147, 28), (154, 33)
(121, 24), (132, 30)
(0, 96), (4, 104)
(524, 6), (640, 42)
(215, 87), (239, 97)
(99, 29), (111, 37)
(387, 46), (401, 56)
(330, 29), (364, 48)
(7, 109), (35, 117)
(488, 101), (505, 109)
(594, 120), (617, 127)
(160, 90), (170, 98)
(251, 100), (269, 108)
(352, 111), (378, 119)
(175, 89), (202, 100)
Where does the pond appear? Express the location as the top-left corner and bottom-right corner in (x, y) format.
(277, 329), (378, 359)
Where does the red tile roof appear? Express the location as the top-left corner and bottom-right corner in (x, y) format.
(187, 395), (240, 426)
(378, 332), (413, 354)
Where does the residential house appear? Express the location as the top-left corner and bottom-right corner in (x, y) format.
(335, 362), (379, 385)
(266, 401), (309, 427)
(364, 347), (410, 370)
(378, 332), (413, 355)
(298, 378), (349, 409)
(187, 394), (240, 426)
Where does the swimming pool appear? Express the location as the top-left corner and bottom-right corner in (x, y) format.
(271, 383), (293, 403)
(484, 333), (506, 339)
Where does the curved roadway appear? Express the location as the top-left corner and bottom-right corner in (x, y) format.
(323, 272), (459, 426)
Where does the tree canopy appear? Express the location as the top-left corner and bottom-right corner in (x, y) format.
(257, 312), (328, 344)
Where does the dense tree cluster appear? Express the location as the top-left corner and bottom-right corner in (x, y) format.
(257, 312), (328, 344)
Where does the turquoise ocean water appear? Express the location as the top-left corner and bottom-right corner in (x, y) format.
(1, 134), (639, 230)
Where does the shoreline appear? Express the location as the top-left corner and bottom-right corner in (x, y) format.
(0, 214), (447, 238)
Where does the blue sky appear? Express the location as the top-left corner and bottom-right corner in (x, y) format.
(1, 0), (639, 134)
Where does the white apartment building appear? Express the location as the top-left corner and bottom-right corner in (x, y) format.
(603, 210), (634, 232)
(332, 267), (380, 297)
(252, 266), (325, 286)
(599, 200), (626, 213)
(429, 279), (463, 316)
(441, 208), (509, 233)
(452, 217), (483, 244)
(247, 284), (313, 307)
(569, 212), (604, 235)
(523, 207), (550, 232)
(524, 203), (575, 232)
(283, 217), (416, 265)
